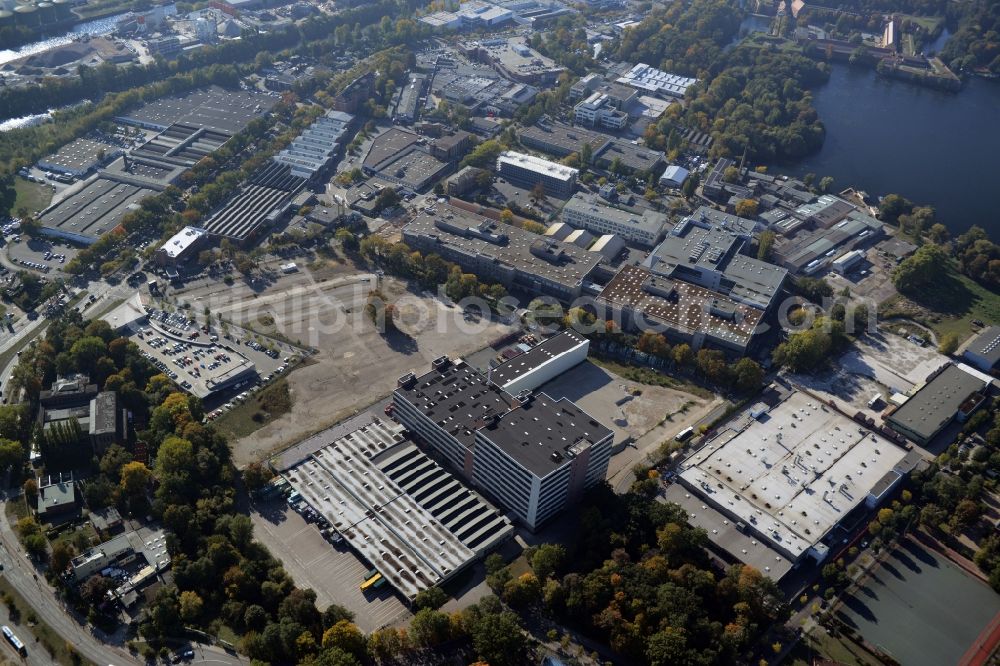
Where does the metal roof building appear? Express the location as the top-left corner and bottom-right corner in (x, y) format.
(284, 418), (513, 600)
(886, 364), (989, 445)
(963, 326), (1000, 372)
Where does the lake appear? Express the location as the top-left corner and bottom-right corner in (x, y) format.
(0, 13), (129, 67)
(785, 64), (1000, 239)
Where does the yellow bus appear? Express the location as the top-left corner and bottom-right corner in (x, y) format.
(360, 573), (382, 591)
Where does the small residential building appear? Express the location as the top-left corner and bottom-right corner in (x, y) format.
(963, 326), (1000, 373)
(496, 151), (578, 199)
(37, 473), (78, 521)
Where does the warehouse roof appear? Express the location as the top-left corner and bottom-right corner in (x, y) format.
(489, 331), (588, 388)
(284, 418), (512, 600)
(964, 326), (1000, 369)
(886, 364), (989, 443)
(680, 391), (907, 560)
(160, 226), (207, 259)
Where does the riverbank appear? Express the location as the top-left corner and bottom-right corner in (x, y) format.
(781, 64), (1000, 238)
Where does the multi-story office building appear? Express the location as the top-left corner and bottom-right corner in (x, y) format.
(496, 151), (578, 199)
(393, 355), (613, 530)
(561, 192), (668, 246)
(473, 393), (612, 529)
(573, 93), (629, 130)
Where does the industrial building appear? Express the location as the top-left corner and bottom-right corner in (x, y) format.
(676, 391), (910, 573)
(496, 151), (578, 199)
(273, 110), (353, 180)
(37, 138), (121, 177)
(962, 326), (1000, 373)
(113, 86), (276, 133)
(155, 226), (209, 266)
(616, 63), (698, 99)
(70, 528), (170, 580)
(362, 128), (451, 191)
(561, 192), (668, 246)
(38, 178), (158, 245)
(588, 234), (626, 260)
(886, 363), (990, 446)
(772, 210), (884, 275)
(568, 73), (637, 108)
(282, 418), (513, 601)
(597, 265), (765, 355)
(462, 37), (566, 84)
(644, 207), (786, 312)
(517, 121), (611, 159)
(393, 73), (427, 124)
(202, 162), (306, 243)
(592, 138), (664, 175)
(403, 203), (601, 302)
(488, 331), (589, 394)
(393, 356), (613, 530)
(830, 249), (865, 275)
(659, 164), (690, 188)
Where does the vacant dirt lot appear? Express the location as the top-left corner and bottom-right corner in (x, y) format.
(181, 263), (517, 466)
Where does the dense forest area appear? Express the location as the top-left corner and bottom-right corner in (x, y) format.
(940, 0), (1000, 73)
(611, 0), (828, 162)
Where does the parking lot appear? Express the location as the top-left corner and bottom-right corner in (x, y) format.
(835, 537), (1000, 666)
(5, 236), (80, 275)
(124, 306), (287, 402)
(250, 496), (411, 632)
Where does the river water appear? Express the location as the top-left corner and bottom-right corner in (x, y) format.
(786, 64), (1000, 238)
(0, 12), (131, 67)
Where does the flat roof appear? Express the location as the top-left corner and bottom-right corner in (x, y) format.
(90, 391), (119, 435)
(285, 418), (512, 600)
(661, 484), (793, 580)
(160, 226), (207, 258)
(38, 138), (117, 174)
(478, 392), (612, 478)
(363, 128), (422, 171)
(593, 138), (663, 173)
(489, 331), (588, 388)
(965, 326), (1000, 367)
(679, 391), (908, 560)
(598, 265), (762, 350)
(394, 358), (519, 450)
(887, 364), (989, 442)
(497, 151), (578, 182)
(518, 122), (611, 157)
(562, 192), (667, 235)
(404, 203), (601, 292)
(115, 86), (277, 133)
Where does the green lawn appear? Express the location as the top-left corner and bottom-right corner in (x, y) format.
(899, 14), (945, 33)
(11, 177), (53, 216)
(0, 577), (95, 666)
(881, 266), (1000, 342)
(213, 379), (293, 439)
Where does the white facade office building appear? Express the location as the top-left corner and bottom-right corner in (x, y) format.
(497, 151), (578, 199)
(561, 192), (668, 246)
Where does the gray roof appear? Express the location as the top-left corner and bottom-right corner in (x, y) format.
(887, 364), (988, 443)
(477, 392), (612, 478)
(965, 326), (1000, 368)
(90, 391), (119, 436)
(114, 86), (277, 133)
(395, 359), (520, 450)
(38, 476), (76, 514)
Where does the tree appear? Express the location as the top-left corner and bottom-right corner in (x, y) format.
(22, 478), (37, 504)
(722, 166), (739, 183)
(409, 608), (451, 647)
(531, 181), (546, 201)
(470, 609), (527, 666)
(179, 590), (203, 623)
(735, 199), (758, 218)
(818, 176), (834, 193)
(322, 620), (366, 660)
(50, 541), (74, 575)
(0, 438), (22, 472)
(757, 230), (775, 261)
(893, 243), (948, 294)
(673, 343), (693, 367)
(243, 462), (273, 492)
(120, 461), (152, 497)
(530, 543), (566, 581)
(413, 586), (448, 611)
(368, 627), (407, 663)
(732, 358), (764, 393)
(334, 228), (358, 252)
